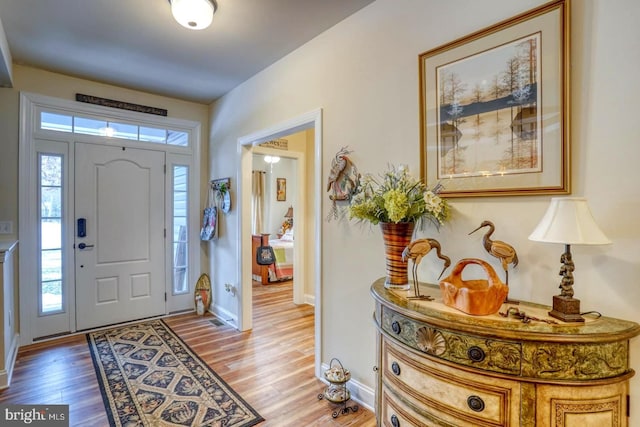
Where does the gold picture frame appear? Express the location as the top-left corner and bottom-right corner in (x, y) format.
(419, 0), (570, 197)
(276, 178), (286, 201)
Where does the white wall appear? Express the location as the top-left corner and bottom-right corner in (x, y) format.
(252, 154), (297, 236)
(209, 0), (640, 419)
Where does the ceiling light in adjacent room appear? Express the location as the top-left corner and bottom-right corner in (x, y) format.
(264, 156), (280, 164)
(170, 0), (216, 30)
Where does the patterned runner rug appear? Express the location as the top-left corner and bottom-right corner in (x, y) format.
(87, 319), (264, 427)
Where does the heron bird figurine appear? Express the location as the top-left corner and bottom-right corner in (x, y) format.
(402, 238), (451, 300)
(469, 220), (519, 302)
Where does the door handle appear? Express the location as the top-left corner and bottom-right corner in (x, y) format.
(78, 243), (94, 249)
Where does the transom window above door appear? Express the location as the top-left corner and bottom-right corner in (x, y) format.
(39, 110), (189, 146)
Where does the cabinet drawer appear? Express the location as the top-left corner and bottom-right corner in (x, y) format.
(382, 307), (521, 376)
(382, 337), (520, 426)
(381, 384), (456, 427)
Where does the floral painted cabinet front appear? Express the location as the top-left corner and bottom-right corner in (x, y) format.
(371, 279), (640, 427)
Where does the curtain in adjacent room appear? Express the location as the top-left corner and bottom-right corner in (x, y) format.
(252, 171), (265, 234)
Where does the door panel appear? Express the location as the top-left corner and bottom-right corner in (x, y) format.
(75, 143), (165, 330)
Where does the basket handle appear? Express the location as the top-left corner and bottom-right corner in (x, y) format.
(329, 357), (345, 372)
(450, 258), (503, 287)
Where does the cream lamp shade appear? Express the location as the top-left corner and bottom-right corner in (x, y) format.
(529, 197), (610, 322)
(528, 197), (611, 245)
(170, 0), (216, 30)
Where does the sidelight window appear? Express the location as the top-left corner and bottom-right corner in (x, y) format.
(172, 165), (189, 294)
(39, 154), (64, 315)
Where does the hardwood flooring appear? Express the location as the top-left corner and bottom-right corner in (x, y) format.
(0, 280), (376, 427)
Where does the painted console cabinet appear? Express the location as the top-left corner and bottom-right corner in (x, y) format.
(371, 278), (640, 426)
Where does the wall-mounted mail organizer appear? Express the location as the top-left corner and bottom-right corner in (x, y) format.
(210, 177), (230, 192)
(211, 178), (231, 213)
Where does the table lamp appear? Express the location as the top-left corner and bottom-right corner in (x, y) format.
(528, 197), (611, 322)
(281, 206), (293, 233)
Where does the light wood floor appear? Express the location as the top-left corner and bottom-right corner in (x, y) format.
(0, 280), (376, 427)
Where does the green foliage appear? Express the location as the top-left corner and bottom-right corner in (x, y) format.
(348, 165), (450, 227)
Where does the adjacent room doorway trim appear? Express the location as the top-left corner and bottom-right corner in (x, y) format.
(237, 108), (323, 377)
(251, 146), (306, 305)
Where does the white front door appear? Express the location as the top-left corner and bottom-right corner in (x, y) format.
(75, 143), (166, 330)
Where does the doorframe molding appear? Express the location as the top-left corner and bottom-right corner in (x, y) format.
(237, 108), (323, 377)
(18, 92), (202, 345)
(251, 146), (305, 305)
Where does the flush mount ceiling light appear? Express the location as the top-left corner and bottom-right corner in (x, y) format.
(169, 0), (216, 30)
(264, 155), (280, 164)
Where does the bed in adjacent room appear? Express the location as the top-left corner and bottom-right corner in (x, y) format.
(252, 230), (294, 283)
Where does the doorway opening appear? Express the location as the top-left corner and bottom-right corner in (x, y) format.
(251, 144), (304, 303)
(238, 109), (322, 378)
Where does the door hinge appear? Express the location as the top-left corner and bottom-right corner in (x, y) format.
(164, 164), (166, 174)
(165, 292), (167, 302)
(164, 228), (166, 238)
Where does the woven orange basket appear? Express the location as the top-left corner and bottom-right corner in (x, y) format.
(439, 258), (508, 316)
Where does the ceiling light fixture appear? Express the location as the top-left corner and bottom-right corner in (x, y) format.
(169, 0), (216, 30)
(264, 156), (280, 164)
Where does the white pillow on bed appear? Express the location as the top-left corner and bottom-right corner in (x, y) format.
(281, 229), (294, 241)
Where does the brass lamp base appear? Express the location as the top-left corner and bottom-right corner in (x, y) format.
(548, 295), (585, 323)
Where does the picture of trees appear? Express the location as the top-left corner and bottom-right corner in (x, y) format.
(436, 33), (541, 179)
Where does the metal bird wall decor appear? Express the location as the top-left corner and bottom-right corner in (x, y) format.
(326, 146), (360, 221)
(402, 238), (451, 300)
(469, 220), (519, 302)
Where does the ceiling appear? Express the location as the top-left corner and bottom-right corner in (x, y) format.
(0, 0), (375, 104)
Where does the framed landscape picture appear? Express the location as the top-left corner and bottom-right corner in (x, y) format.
(419, 0), (570, 197)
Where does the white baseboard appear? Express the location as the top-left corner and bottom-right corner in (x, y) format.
(304, 293), (315, 306)
(0, 332), (19, 390)
(210, 304), (238, 328)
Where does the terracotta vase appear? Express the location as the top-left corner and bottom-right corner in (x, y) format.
(380, 222), (415, 290)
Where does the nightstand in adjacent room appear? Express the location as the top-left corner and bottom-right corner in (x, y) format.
(371, 279), (640, 427)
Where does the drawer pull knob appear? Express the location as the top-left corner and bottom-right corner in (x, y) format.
(390, 414), (400, 427)
(391, 361), (401, 376)
(391, 321), (401, 334)
(467, 346), (486, 362)
(467, 395), (485, 412)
